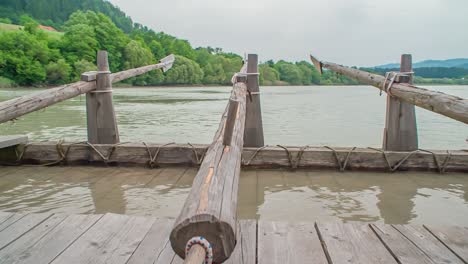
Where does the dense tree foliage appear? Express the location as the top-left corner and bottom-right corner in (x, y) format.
(0, 0), (133, 32)
(0, 0), (465, 87)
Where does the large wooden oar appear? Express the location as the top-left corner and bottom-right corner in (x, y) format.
(310, 55), (468, 124)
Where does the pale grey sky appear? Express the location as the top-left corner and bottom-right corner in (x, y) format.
(109, 0), (468, 66)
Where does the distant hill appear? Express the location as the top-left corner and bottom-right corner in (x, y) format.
(375, 58), (468, 69)
(0, 0), (134, 32)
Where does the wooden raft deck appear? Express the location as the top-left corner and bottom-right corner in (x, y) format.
(0, 212), (467, 263)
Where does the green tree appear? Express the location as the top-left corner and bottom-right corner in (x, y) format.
(73, 59), (97, 79)
(0, 31), (49, 85)
(46, 59), (72, 84)
(164, 55), (204, 84)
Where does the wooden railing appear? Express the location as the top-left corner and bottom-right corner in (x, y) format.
(0, 51), (175, 143)
(169, 55), (264, 263)
(310, 54), (468, 151)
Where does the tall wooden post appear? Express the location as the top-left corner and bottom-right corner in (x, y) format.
(86, 50), (119, 144)
(383, 54), (418, 151)
(244, 54), (265, 147)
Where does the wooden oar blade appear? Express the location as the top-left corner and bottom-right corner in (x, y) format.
(160, 54), (176, 72)
(309, 54), (323, 74)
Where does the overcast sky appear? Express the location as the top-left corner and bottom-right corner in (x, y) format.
(109, 0), (468, 66)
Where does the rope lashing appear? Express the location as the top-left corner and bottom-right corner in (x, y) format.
(85, 142), (127, 164)
(185, 236), (213, 264)
(187, 143), (207, 165)
(367, 147), (420, 172)
(143, 142), (175, 168)
(0, 143), (31, 166)
(277, 145), (310, 169)
(243, 145), (268, 166)
(381, 71), (414, 96)
(42, 139), (80, 166)
(231, 72), (259, 84)
(324, 146), (357, 172)
(419, 149), (452, 174)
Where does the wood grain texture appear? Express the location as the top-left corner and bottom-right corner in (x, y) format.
(317, 222), (397, 264)
(0, 213), (52, 250)
(6, 214), (102, 264)
(225, 220), (256, 264)
(170, 82), (247, 263)
(371, 224), (435, 264)
(127, 218), (174, 264)
(393, 225), (464, 264)
(424, 225), (468, 262)
(86, 50), (119, 144)
(51, 213), (155, 264)
(0, 135), (28, 149)
(18, 144), (468, 172)
(314, 56), (468, 124)
(244, 54), (265, 147)
(383, 54), (418, 151)
(0, 214), (67, 264)
(258, 221), (328, 264)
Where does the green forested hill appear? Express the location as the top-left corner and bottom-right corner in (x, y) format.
(0, 0), (133, 32)
(0, 0), (466, 87)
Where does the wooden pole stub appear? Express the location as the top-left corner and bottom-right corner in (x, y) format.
(86, 50), (120, 144)
(383, 54), (418, 151)
(223, 99), (239, 146)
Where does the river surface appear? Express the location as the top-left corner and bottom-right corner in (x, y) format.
(0, 166), (467, 226)
(0, 85), (467, 149)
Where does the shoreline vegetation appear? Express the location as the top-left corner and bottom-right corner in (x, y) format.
(1, 0), (467, 89)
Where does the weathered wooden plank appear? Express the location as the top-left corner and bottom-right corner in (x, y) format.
(393, 225), (464, 264)
(258, 221), (327, 263)
(383, 54), (418, 151)
(0, 213), (26, 232)
(127, 218), (174, 264)
(0, 212), (14, 225)
(317, 222), (397, 264)
(244, 54), (264, 147)
(18, 143), (468, 172)
(310, 54), (468, 124)
(371, 224), (436, 264)
(0, 136), (28, 149)
(0, 214), (67, 263)
(0, 213), (52, 249)
(5, 214), (102, 264)
(170, 82), (247, 263)
(51, 213), (155, 264)
(424, 225), (468, 262)
(225, 220), (256, 264)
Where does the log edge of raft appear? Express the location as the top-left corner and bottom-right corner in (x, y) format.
(169, 82), (247, 262)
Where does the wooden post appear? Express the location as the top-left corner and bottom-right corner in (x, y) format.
(86, 51), (119, 144)
(223, 99), (239, 146)
(244, 54), (265, 147)
(383, 54), (418, 151)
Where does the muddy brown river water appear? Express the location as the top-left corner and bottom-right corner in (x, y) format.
(0, 166), (466, 226)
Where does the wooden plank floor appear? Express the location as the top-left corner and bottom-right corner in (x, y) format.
(0, 213), (466, 264)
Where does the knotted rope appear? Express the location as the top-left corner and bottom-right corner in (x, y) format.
(324, 146), (357, 172)
(277, 145), (310, 169)
(143, 142), (175, 168)
(187, 143), (207, 165)
(185, 236), (213, 264)
(242, 145), (268, 166)
(368, 147), (419, 172)
(381, 71), (414, 96)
